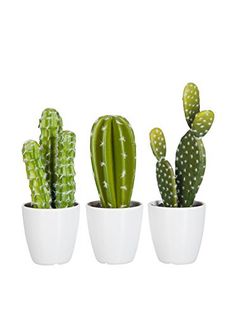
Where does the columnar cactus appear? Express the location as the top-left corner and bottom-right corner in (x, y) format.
(55, 131), (76, 208)
(39, 108), (63, 207)
(150, 83), (214, 207)
(90, 115), (136, 208)
(22, 109), (76, 209)
(22, 140), (51, 208)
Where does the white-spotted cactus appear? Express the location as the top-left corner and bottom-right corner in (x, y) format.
(90, 115), (136, 208)
(22, 109), (76, 209)
(150, 83), (214, 207)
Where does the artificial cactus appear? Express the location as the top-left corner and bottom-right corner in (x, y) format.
(39, 108), (63, 207)
(22, 109), (76, 209)
(55, 131), (76, 208)
(90, 115), (136, 208)
(150, 83), (214, 207)
(22, 140), (51, 208)
(150, 128), (178, 207)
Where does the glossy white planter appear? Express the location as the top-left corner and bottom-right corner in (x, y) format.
(22, 203), (80, 265)
(86, 201), (143, 264)
(148, 201), (205, 264)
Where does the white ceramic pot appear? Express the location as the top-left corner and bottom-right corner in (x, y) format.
(148, 201), (205, 264)
(86, 201), (143, 264)
(22, 203), (80, 265)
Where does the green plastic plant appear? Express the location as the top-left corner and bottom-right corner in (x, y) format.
(90, 115), (136, 208)
(22, 108), (76, 209)
(150, 83), (214, 207)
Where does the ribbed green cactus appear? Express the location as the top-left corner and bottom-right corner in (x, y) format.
(22, 140), (51, 208)
(39, 108), (63, 207)
(150, 83), (214, 207)
(22, 109), (76, 209)
(90, 115), (136, 208)
(55, 131), (76, 208)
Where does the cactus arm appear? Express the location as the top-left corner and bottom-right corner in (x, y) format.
(156, 159), (178, 207)
(149, 127), (177, 207)
(175, 131), (206, 207)
(55, 131), (76, 208)
(191, 110), (214, 137)
(149, 128), (166, 160)
(39, 108), (63, 208)
(183, 83), (200, 127)
(22, 140), (51, 208)
(112, 116), (136, 208)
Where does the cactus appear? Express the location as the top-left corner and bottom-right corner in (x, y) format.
(55, 131), (76, 208)
(150, 83), (214, 207)
(22, 109), (76, 209)
(22, 140), (51, 208)
(150, 128), (178, 207)
(90, 115), (136, 208)
(39, 108), (63, 207)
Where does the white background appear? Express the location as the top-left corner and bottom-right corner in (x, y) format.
(0, 0), (234, 315)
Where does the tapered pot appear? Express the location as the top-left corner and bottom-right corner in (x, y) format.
(148, 201), (205, 264)
(86, 201), (143, 264)
(22, 203), (80, 265)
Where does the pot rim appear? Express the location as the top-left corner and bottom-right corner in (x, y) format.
(148, 200), (205, 210)
(22, 202), (79, 212)
(87, 200), (143, 211)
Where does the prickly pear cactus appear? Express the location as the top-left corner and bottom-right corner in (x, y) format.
(150, 83), (214, 208)
(149, 128), (178, 207)
(39, 108), (63, 207)
(22, 140), (51, 208)
(55, 131), (76, 208)
(90, 115), (136, 208)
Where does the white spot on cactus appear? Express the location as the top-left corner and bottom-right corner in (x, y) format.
(119, 136), (126, 142)
(121, 152), (127, 159)
(121, 170), (126, 178)
(103, 181), (108, 189)
(120, 185), (127, 191)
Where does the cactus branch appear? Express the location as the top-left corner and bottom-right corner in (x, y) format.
(55, 131), (76, 208)
(22, 140), (51, 208)
(183, 83), (200, 127)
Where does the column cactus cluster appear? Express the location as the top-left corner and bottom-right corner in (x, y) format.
(90, 115), (136, 208)
(22, 108), (76, 209)
(150, 83), (214, 207)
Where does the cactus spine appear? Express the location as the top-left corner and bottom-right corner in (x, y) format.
(23, 109), (76, 209)
(22, 140), (51, 208)
(150, 83), (214, 207)
(55, 131), (76, 208)
(90, 115), (136, 208)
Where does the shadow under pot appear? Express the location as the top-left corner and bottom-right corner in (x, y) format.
(22, 203), (80, 265)
(148, 201), (205, 265)
(86, 201), (143, 264)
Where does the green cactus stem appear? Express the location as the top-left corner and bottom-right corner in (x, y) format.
(22, 140), (51, 208)
(39, 108), (63, 208)
(90, 115), (136, 208)
(183, 82), (200, 127)
(149, 128), (178, 207)
(175, 131), (206, 207)
(55, 131), (76, 208)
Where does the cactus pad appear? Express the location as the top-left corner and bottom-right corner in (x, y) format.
(191, 110), (214, 138)
(156, 159), (178, 207)
(175, 131), (206, 207)
(183, 83), (200, 127)
(149, 128), (166, 160)
(22, 140), (51, 208)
